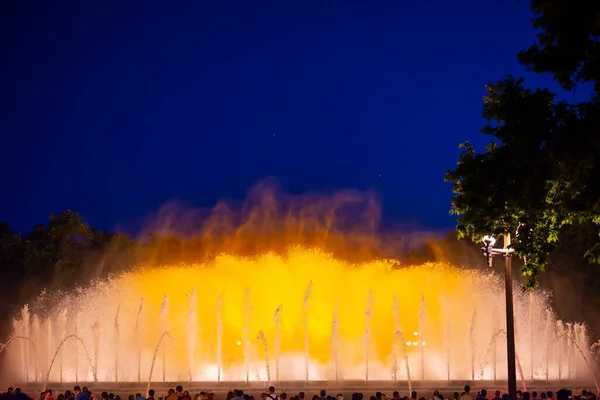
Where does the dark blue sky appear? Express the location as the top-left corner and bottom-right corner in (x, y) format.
(0, 1), (584, 234)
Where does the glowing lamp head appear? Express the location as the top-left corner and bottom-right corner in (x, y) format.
(482, 235), (496, 247)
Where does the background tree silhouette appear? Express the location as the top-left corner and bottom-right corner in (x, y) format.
(446, 0), (600, 288)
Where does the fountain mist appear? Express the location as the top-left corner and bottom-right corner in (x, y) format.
(2, 250), (594, 383)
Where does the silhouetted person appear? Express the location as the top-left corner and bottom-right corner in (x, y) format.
(74, 388), (89, 400)
(0, 388), (14, 400)
(267, 388), (278, 400)
(461, 387), (472, 400)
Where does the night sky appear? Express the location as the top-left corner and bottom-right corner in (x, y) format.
(0, 1), (583, 235)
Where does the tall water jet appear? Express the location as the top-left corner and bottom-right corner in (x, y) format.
(135, 298), (144, 382)
(575, 323), (588, 378)
(215, 293), (223, 382)
(114, 305), (120, 382)
(418, 294), (426, 380)
(482, 329), (504, 382)
(22, 305), (30, 383)
(544, 310), (552, 381)
(566, 324), (599, 393)
(74, 312), (80, 381)
(43, 335), (96, 391)
(391, 332), (399, 380)
(516, 352), (527, 391)
(470, 309), (477, 380)
(364, 289), (374, 382)
(444, 296), (451, 381)
(330, 302), (340, 382)
(11, 320), (23, 382)
(557, 320), (564, 379)
(273, 305), (282, 382)
(567, 323), (574, 379)
(302, 280), (312, 381)
(45, 318), (52, 381)
(188, 288), (198, 383)
(32, 315), (40, 382)
(529, 292), (534, 381)
(491, 308), (499, 381)
(146, 331), (172, 395)
(257, 330), (270, 382)
(243, 287), (253, 382)
(159, 295), (169, 382)
(92, 321), (99, 382)
(392, 296), (411, 391)
(59, 309), (67, 382)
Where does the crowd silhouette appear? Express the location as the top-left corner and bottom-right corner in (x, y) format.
(0, 385), (588, 400)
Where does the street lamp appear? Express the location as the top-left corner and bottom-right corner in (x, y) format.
(481, 233), (517, 400)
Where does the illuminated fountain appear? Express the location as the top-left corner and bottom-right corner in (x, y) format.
(2, 249), (595, 383)
(1, 181), (596, 385)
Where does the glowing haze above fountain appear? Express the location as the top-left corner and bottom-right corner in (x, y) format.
(3, 180), (593, 384)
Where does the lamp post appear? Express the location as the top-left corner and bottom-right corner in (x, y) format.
(481, 233), (517, 400)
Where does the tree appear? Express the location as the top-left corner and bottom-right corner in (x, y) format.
(517, 0), (600, 94)
(445, 0), (600, 287)
(22, 210), (95, 281)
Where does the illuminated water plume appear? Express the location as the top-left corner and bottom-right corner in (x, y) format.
(4, 248), (594, 383)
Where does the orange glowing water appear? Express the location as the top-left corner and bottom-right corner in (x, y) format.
(6, 248), (593, 382)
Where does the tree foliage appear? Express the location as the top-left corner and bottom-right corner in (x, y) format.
(517, 0), (600, 93)
(446, 0), (600, 287)
(0, 213), (137, 337)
